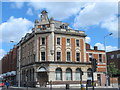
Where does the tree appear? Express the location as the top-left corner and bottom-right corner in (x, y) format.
(108, 62), (119, 86)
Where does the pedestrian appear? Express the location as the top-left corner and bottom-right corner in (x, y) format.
(5, 80), (10, 89)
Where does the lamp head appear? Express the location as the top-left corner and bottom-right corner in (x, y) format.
(109, 33), (113, 35)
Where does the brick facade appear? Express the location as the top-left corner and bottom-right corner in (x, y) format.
(62, 37), (66, 62)
(1, 47), (17, 85)
(107, 50), (120, 86)
(71, 38), (75, 62)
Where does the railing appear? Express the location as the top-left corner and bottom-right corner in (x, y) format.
(55, 28), (85, 34)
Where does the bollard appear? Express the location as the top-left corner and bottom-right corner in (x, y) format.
(66, 84), (69, 90)
(86, 84), (88, 90)
(50, 81), (52, 90)
(81, 84), (85, 90)
(50, 83), (52, 90)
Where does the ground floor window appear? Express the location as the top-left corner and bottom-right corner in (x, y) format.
(66, 68), (72, 80)
(56, 68), (62, 80)
(76, 68), (81, 80)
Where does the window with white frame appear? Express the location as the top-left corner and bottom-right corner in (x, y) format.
(57, 37), (60, 45)
(76, 53), (80, 61)
(117, 54), (120, 58)
(57, 52), (61, 61)
(41, 52), (45, 61)
(41, 25), (46, 30)
(67, 39), (70, 46)
(42, 37), (45, 45)
(89, 53), (92, 61)
(110, 55), (114, 59)
(76, 68), (81, 80)
(56, 68), (62, 80)
(99, 54), (102, 62)
(76, 40), (79, 47)
(66, 68), (72, 80)
(67, 52), (71, 61)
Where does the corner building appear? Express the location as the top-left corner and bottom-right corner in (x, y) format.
(17, 10), (106, 87)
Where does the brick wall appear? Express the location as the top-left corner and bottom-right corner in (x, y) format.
(110, 77), (118, 84)
(62, 37), (66, 62)
(80, 39), (84, 62)
(86, 53), (89, 62)
(2, 47), (17, 74)
(71, 38), (75, 62)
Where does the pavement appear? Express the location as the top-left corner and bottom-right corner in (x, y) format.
(0, 86), (119, 90)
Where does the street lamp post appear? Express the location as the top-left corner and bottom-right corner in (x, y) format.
(104, 33), (112, 87)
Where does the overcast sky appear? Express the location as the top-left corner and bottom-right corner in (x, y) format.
(0, 0), (119, 59)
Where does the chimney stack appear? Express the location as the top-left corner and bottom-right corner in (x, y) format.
(94, 46), (98, 50)
(86, 43), (90, 50)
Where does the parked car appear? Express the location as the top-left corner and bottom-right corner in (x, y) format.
(0, 81), (4, 87)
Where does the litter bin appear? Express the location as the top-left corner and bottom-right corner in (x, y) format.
(81, 84), (85, 90)
(66, 84), (69, 89)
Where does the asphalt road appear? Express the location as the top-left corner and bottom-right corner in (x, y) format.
(1, 87), (119, 90)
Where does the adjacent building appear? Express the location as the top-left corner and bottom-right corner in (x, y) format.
(1, 46), (17, 85)
(16, 10), (107, 87)
(86, 43), (106, 86)
(107, 50), (120, 86)
(0, 60), (2, 77)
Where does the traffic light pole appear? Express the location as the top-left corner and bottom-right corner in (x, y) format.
(80, 74), (82, 90)
(91, 58), (97, 90)
(80, 71), (83, 90)
(92, 70), (94, 90)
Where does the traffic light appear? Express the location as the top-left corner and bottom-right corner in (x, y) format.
(91, 58), (97, 72)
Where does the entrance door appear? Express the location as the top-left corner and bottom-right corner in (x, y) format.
(97, 74), (101, 86)
(38, 72), (48, 87)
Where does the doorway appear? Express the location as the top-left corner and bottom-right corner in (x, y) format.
(37, 67), (48, 87)
(37, 72), (48, 87)
(97, 74), (101, 86)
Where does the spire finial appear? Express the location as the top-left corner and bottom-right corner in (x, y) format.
(41, 10), (47, 14)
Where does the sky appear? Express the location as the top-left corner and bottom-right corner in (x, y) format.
(0, 0), (119, 59)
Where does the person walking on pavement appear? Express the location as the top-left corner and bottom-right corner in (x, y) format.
(5, 80), (10, 89)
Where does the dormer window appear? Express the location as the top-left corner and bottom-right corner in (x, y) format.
(65, 26), (68, 29)
(42, 25), (46, 30)
(60, 25), (64, 29)
(60, 24), (68, 29)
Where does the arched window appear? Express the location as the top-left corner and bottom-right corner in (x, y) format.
(87, 68), (92, 78)
(76, 68), (81, 80)
(66, 68), (72, 80)
(56, 68), (62, 80)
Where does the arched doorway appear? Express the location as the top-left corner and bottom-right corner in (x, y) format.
(37, 67), (48, 87)
(87, 68), (92, 79)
